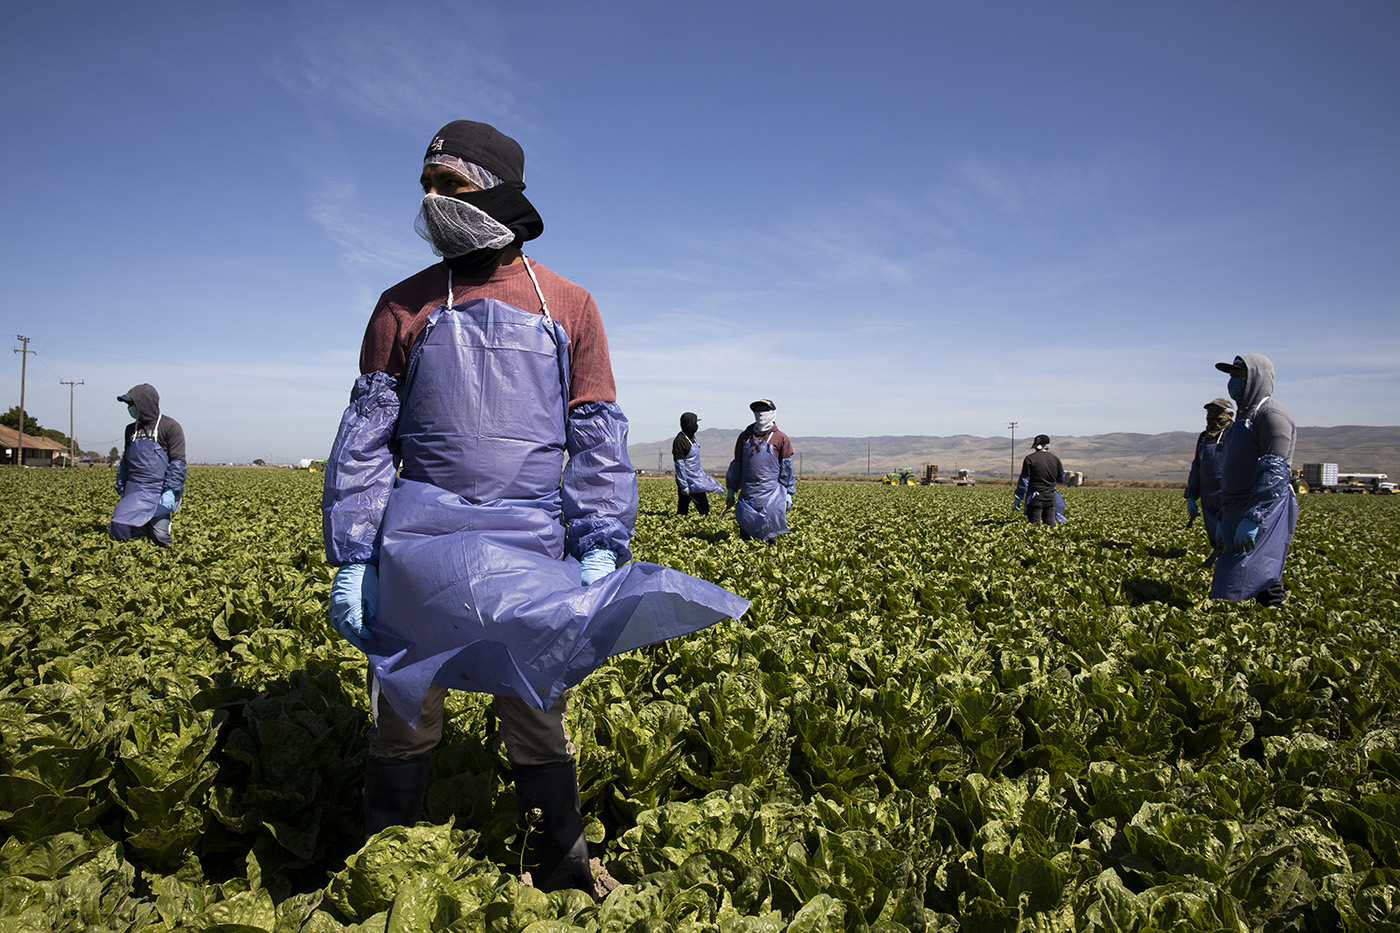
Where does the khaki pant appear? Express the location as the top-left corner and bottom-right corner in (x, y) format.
(365, 668), (573, 766)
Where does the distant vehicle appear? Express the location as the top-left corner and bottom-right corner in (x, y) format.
(882, 468), (917, 485)
(919, 464), (975, 486)
(1062, 471), (1085, 487)
(1293, 463), (1390, 494)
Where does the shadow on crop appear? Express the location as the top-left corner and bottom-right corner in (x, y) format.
(1120, 576), (1193, 610)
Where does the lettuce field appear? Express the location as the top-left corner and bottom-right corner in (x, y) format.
(2, 466), (1399, 932)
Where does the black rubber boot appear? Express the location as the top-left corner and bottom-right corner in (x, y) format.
(513, 759), (594, 895)
(363, 753), (431, 841)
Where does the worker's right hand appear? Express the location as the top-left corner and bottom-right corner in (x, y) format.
(1186, 499), (1199, 519)
(329, 563), (378, 651)
(1012, 498), (1022, 512)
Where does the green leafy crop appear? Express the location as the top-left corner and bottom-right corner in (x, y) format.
(1, 468), (1398, 930)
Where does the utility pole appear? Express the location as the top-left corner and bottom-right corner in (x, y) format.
(13, 336), (35, 466)
(60, 379), (84, 466)
(867, 439), (870, 478)
(1007, 421), (1018, 482)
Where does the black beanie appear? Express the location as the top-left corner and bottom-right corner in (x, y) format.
(426, 121), (526, 185)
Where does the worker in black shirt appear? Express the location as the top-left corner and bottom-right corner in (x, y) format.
(1014, 434), (1065, 525)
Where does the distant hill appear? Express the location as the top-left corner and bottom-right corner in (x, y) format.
(630, 425), (1400, 483)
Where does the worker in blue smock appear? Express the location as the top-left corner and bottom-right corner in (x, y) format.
(1211, 354), (1297, 608)
(673, 411), (724, 515)
(1185, 396), (1234, 557)
(110, 384), (186, 547)
(725, 398), (796, 542)
(322, 119), (748, 895)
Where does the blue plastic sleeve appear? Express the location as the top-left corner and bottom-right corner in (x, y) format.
(1243, 454), (1292, 526)
(322, 372), (401, 566)
(779, 457), (796, 496)
(562, 401), (637, 562)
(162, 459), (187, 497)
(1015, 474), (1030, 499)
(725, 459), (741, 494)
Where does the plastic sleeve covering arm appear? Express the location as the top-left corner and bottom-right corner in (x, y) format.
(562, 401), (637, 562)
(779, 458), (796, 497)
(1243, 454), (1292, 526)
(725, 459), (741, 495)
(162, 459), (187, 497)
(322, 372), (401, 566)
(115, 456), (127, 493)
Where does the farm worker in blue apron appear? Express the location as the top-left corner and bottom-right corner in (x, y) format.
(1185, 396), (1234, 555)
(1014, 434), (1065, 525)
(725, 398), (796, 542)
(1211, 354), (1297, 608)
(322, 120), (749, 895)
(673, 411), (724, 515)
(110, 384), (186, 547)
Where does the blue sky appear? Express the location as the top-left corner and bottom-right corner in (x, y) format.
(2, 1), (1397, 463)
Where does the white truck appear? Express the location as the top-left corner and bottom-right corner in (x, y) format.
(1297, 463), (1392, 494)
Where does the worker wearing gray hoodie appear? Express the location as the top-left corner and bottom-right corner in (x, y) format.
(1210, 354), (1296, 607)
(111, 384), (186, 546)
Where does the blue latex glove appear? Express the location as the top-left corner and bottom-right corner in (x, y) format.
(115, 481), (125, 496)
(785, 493), (793, 509)
(1233, 517), (1259, 553)
(160, 490), (176, 511)
(329, 562), (378, 650)
(1012, 498), (1022, 512)
(1186, 499), (1199, 519)
(580, 548), (616, 586)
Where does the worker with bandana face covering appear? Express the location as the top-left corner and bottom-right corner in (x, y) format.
(725, 399), (796, 542)
(1210, 354), (1297, 608)
(673, 412), (723, 515)
(110, 384), (186, 547)
(1185, 397), (1234, 558)
(322, 120), (749, 895)
(1014, 435), (1065, 524)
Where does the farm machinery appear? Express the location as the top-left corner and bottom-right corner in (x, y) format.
(919, 464), (975, 486)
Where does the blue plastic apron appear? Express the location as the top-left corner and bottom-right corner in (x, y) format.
(1211, 415), (1298, 600)
(676, 442), (723, 495)
(1196, 436), (1227, 547)
(365, 294), (749, 723)
(734, 434), (788, 540)
(111, 420), (171, 529)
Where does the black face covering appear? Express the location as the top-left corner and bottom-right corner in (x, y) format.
(442, 183), (544, 275)
(680, 413), (700, 437)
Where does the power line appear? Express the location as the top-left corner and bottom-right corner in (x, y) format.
(12, 336), (36, 466)
(1008, 421), (1018, 481)
(60, 379), (84, 465)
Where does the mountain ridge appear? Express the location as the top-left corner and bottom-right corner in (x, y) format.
(629, 425), (1400, 482)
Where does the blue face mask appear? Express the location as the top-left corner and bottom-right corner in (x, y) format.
(1227, 376), (1244, 402)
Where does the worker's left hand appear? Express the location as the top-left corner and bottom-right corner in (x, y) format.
(785, 493), (793, 509)
(159, 490), (176, 511)
(329, 563), (378, 650)
(580, 548), (616, 586)
(1233, 517), (1259, 553)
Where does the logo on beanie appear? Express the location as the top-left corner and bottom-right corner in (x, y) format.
(429, 137), (445, 152)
